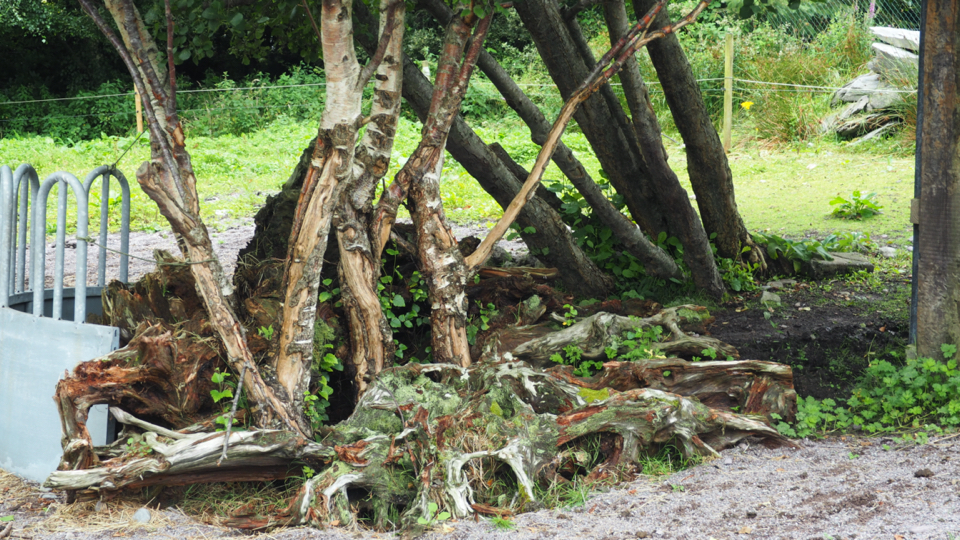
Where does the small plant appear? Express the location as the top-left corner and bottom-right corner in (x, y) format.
(489, 515), (516, 530)
(467, 302), (497, 345)
(416, 502), (451, 527)
(257, 325), (274, 340)
(210, 368), (241, 429)
(671, 483), (685, 492)
(561, 304), (579, 326)
(301, 466), (316, 479)
(125, 434), (153, 456)
(830, 190), (883, 220)
(550, 345), (603, 377)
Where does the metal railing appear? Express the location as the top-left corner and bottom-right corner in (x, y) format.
(0, 164), (130, 321)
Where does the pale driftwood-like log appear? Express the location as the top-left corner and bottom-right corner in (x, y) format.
(45, 428), (334, 492)
(506, 305), (738, 364)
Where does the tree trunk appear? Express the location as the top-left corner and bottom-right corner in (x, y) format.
(78, 0), (303, 439)
(632, 0), (762, 266)
(915, 0), (960, 359)
(413, 0), (679, 281)
(512, 0), (669, 238)
(335, 0), (405, 393)
(601, 0), (724, 298)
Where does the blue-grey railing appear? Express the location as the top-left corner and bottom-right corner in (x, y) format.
(0, 164), (131, 320)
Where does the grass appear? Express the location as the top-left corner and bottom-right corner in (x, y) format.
(0, 113), (915, 250)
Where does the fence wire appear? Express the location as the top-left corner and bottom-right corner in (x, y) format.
(749, 0), (920, 33)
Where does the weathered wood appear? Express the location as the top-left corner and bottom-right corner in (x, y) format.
(504, 305), (738, 365)
(871, 26), (920, 52)
(915, 1), (960, 358)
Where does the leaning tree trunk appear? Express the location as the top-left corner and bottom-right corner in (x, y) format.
(512, 0), (669, 238)
(418, 0), (680, 281)
(600, 0), (724, 298)
(633, 0), (762, 266)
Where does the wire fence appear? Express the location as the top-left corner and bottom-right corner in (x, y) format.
(755, 0), (920, 33)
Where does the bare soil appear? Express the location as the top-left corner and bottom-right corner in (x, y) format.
(3, 225), (945, 540)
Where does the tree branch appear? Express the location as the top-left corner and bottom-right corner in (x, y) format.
(356, 0), (402, 89)
(465, 0), (708, 269)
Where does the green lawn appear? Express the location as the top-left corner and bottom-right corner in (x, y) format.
(0, 116), (914, 247)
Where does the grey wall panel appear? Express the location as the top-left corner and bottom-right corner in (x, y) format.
(0, 307), (119, 482)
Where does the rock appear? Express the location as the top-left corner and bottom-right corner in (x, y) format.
(746, 511), (757, 518)
(766, 279), (796, 291)
(637, 532), (651, 539)
(879, 246), (898, 258)
(914, 468), (935, 478)
(95, 501), (105, 512)
(802, 252), (875, 279)
(838, 96), (870, 121)
(760, 291), (781, 306)
(871, 27), (920, 53)
(39, 493), (57, 500)
(723, 457), (733, 465)
(869, 43), (919, 80)
(832, 73), (885, 105)
(848, 122), (902, 146)
(132, 508), (151, 523)
(909, 525), (939, 534)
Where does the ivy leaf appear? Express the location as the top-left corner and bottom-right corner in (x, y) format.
(392, 294), (405, 307)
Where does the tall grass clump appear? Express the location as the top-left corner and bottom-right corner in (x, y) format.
(738, 12), (874, 142)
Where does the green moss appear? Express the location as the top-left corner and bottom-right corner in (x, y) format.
(577, 388), (610, 403)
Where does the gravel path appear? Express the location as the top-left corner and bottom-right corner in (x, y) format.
(3, 436), (958, 539)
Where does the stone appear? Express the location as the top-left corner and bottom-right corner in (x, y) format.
(723, 457), (733, 465)
(909, 525), (938, 534)
(132, 508), (151, 523)
(746, 511), (757, 518)
(95, 501), (105, 512)
(879, 246), (898, 258)
(637, 533), (651, 539)
(802, 252), (875, 279)
(869, 43), (919, 80)
(832, 73), (884, 105)
(766, 279), (796, 291)
(870, 27), (920, 52)
(39, 493), (57, 500)
(848, 122), (902, 146)
(760, 291), (781, 306)
(914, 468), (935, 478)
(838, 96), (870, 121)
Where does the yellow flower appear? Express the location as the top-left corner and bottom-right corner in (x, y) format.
(741, 101), (755, 111)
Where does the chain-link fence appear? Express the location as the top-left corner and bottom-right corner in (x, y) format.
(756, 0), (921, 34)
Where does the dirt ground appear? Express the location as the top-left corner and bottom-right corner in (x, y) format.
(4, 224), (946, 540)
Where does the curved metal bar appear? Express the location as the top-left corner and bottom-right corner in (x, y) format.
(0, 166), (12, 307)
(13, 164), (40, 294)
(33, 172), (88, 321)
(83, 166), (131, 286)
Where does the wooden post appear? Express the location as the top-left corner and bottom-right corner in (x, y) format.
(134, 87), (143, 133)
(914, 0), (960, 359)
(722, 32), (733, 152)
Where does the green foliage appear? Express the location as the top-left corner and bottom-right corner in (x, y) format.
(257, 325), (274, 340)
(124, 435), (153, 457)
(467, 302), (497, 346)
(210, 368), (242, 430)
(830, 190), (884, 220)
(416, 502), (451, 527)
(577, 387), (610, 403)
(550, 345), (603, 378)
(605, 324), (666, 363)
(306, 319), (342, 430)
(489, 515), (516, 530)
(775, 345), (960, 439)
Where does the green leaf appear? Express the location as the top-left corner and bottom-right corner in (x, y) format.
(178, 49), (191, 61)
(392, 294), (405, 307)
(0, 516), (14, 522)
(473, 5), (486, 18)
(230, 12), (243, 26)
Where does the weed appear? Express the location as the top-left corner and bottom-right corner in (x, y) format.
(124, 434), (153, 457)
(775, 343), (960, 438)
(416, 502), (450, 527)
(210, 368), (242, 430)
(257, 325), (274, 340)
(489, 516), (516, 530)
(830, 190), (883, 220)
